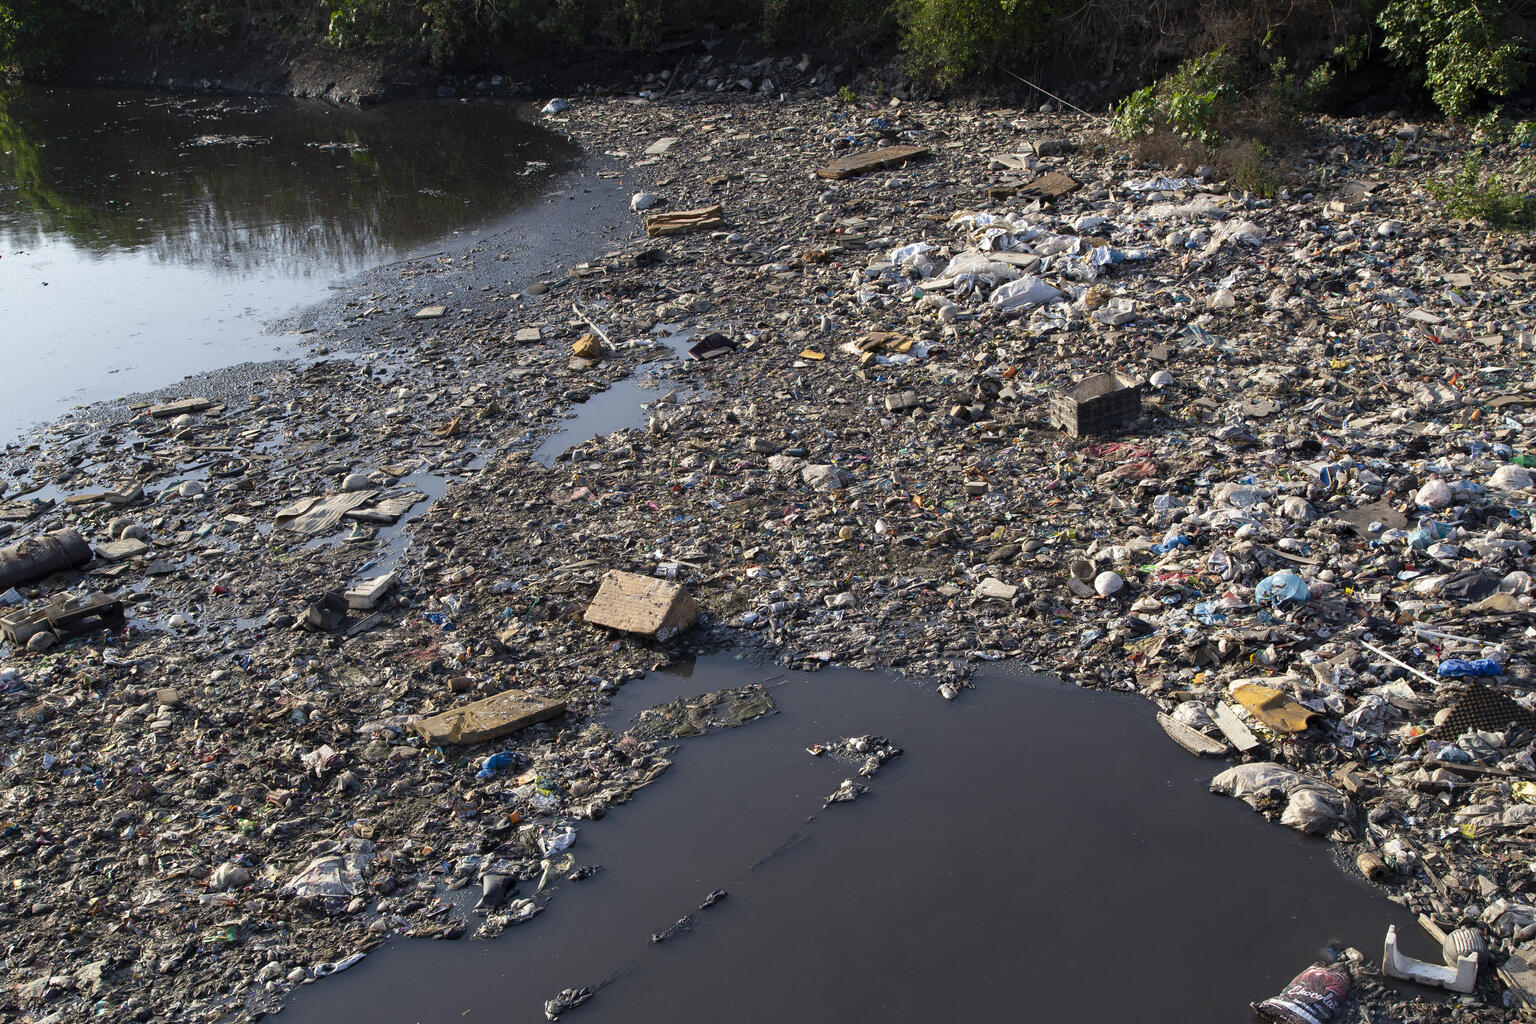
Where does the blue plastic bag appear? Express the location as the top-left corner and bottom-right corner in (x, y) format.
(1255, 571), (1310, 605)
(476, 751), (521, 780)
(1438, 658), (1504, 678)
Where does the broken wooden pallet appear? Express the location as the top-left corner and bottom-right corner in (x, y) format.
(643, 205), (725, 237)
(816, 145), (930, 180)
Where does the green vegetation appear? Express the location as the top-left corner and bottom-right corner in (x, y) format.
(0, 0), (1532, 126)
(1377, 0), (1527, 118)
(1425, 152), (1536, 229)
(1109, 46), (1335, 195)
(1111, 47), (1239, 148)
(897, 0), (1064, 88)
(0, 0), (86, 73)
(1111, 48), (1333, 149)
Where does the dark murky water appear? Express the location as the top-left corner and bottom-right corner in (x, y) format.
(278, 656), (1428, 1024)
(0, 86), (577, 439)
(532, 331), (696, 466)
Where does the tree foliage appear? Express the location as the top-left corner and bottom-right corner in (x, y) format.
(1376, 0), (1528, 117)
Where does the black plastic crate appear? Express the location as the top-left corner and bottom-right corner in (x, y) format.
(1049, 372), (1141, 437)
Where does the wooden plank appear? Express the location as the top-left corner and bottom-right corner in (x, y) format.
(643, 205), (725, 237)
(413, 690), (566, 746)
(1499, 946), (1536, 1009)
(1017, 171), (1080, 200)
(1210, 702), (1263, 753)
(816, 145), (930, 180)
(1157, 712), (1229, 757)
(148, 397), (212, 418)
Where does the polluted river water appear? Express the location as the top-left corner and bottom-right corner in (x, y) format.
(276, 654), (1431, 1024)
(0, 85), (580, 440)
(0, 86), (1456, 1022)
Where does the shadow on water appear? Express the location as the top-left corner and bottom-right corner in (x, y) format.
(0, 87), (578, 274)
(0, 86), (579, 440)
(277, 654), (1432, 1024)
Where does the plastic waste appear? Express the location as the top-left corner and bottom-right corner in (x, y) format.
(1094, 570), (1125, 597)
(1489, 464), (1534, 490)
(1438, 658), (1504, 677)
(1408, 520), (1451, 550)
(1192, 601), (1227, 625)
(1416, 477), (1453, 510)
(474, 873), (514, 914)
(1255, 571), (1310, 605)
(1252, 961), (1351, 1024)
(1211, 764), (1347, 834)
(312, 952), (366, 977)
(539, 825), (576, 856)
(476, 750), (521, 780)
(987, 276), (1064, 310)
(545, 987), (592, 1021)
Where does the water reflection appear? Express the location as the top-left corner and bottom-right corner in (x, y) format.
(0, 86), (579, 441)
(0, 87), (579, 276)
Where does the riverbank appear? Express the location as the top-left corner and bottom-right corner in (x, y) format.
(3, 85), (1536, 1023)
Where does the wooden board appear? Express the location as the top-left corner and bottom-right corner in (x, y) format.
(1499, 946), (1536, 1009)
(1017, 171), (1080, 201)
(1210, 702), (1263, 753)
(148, 397), (212, 418)
(413, 690), (566, 746)
(643, 205), (725, 237)
(816, 145), (930, 180)
(1157, 712), (1229, 757)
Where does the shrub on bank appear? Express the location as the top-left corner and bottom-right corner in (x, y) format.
(0, 0), (1532, 126)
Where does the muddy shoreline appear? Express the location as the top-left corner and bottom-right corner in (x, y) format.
(2, 76), (1536, 1023)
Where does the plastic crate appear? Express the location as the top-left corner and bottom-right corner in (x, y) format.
(1049, 372), (1141, 438)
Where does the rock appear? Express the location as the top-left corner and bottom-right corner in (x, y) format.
(583, 570), (701, 639)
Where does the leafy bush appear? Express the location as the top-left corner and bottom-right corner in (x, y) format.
(0, 0), (92, 73)
(1114, 47), (1335, 147)
(1377, 0), (1528, 117)
(2, 0), (262, 73)
(1425, 152), (1536, 228)
(324, 0), (416, 49)
(899, 0), (1065, 88)
(1113, 47), (1339, 198)
(1110, 48), (1239, 148)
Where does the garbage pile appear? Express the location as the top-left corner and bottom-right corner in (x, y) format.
(4, 77), (1536, 1019)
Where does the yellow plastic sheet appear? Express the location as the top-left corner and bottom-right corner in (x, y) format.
(1230, 683), (1320, 734)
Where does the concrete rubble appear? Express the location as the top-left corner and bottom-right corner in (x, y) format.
(3, 55), (1536, 1021)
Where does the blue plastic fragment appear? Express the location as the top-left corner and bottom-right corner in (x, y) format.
(1437, 658), (1504, 678)
(1255, 571), (1310, 605)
